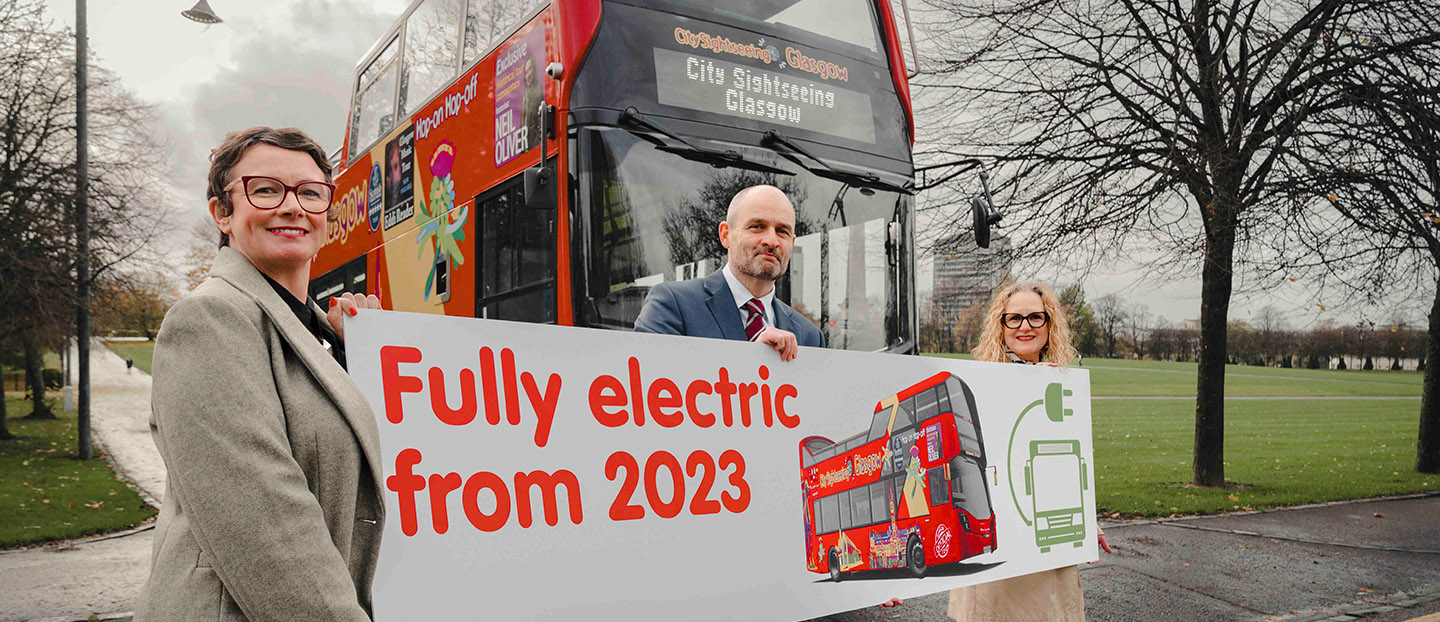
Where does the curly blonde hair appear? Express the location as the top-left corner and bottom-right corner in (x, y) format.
(972, 282), (1076, 366)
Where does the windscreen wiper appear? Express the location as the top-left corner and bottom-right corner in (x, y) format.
(618, 107), (795, 176)
(761, 130), (911, 194)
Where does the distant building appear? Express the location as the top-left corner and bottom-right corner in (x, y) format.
(933, 231), (1012, 319)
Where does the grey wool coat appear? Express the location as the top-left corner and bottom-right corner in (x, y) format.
(136, 247), (385, 621)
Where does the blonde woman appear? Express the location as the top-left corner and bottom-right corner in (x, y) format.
(949, 282), (1110, 621)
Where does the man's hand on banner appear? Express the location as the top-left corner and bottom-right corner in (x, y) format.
(754, 326), (799, 361)
(879, 597), (903, 608)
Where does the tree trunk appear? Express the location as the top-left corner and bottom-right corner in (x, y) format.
(1418, 284), (1440, 474)
(1193, 217), (1235, 487)
(22, 337), (54, 420)
(0, 367), (13, 440)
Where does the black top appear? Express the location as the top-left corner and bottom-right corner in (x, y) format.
(260, 273), (347, 370)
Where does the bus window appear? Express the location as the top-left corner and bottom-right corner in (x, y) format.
(950, 458), (992, 520)
(462, 0), (545, 65)
(814, 445), (836, 464)
(310, 254), (367, 301)
(801, 437), (831, 468)
(400, 0), (463, 115)
(477, 178), (556, 322)
(914, 386), (940, 423)
(576, 127), (912, 348)
(946, 377), (972, 417)
(869, 479), (890, 523)
(947, 377), (982, 455)
(894, 397), (916, 431)
(350, 37), (399, 158)
(867, 407), (891, 443)
(817, 495), (838, 535)
(928, 467), (949, 507)
(849, 487), (872, 528)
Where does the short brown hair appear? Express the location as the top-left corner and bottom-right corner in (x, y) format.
(207, 127), (334, 247)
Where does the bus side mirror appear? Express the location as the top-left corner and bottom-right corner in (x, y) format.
(524, 100), (558, 212)
(523, 166), (555, 211)
(972, 196), (1003, 249)
(1080, 458), (1088, 491)
(1024, 464), (1033, 496)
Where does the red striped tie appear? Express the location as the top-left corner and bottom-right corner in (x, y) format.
(743, 298), (766, 341)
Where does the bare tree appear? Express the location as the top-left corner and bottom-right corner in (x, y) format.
(914, 0), (1440, 485)
(1127, 304), (1155, 359)
(0, 0), (172, 438)
(919, 294), (957, 353)
(1279, 32), (1440, 471)
(1092, 294), (1126, 359)
(1059, 283), (1100, 357)
(1252, 305), (1289, 366)
(183, 219), (218, 291)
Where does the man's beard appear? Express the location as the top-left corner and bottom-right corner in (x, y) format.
(737, 251), (787, 281)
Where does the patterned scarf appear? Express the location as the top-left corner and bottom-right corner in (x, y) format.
(1004, 346), (1043, 365)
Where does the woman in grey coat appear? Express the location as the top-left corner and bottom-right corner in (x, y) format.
(137, 127), (384, 621)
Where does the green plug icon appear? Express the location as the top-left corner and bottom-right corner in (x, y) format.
(1044, 383), (1074, 422)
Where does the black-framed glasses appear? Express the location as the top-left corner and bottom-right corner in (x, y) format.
(224, 175), (335, 214)
(1002, 311), (1050, 329)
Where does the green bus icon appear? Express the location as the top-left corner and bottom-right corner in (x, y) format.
(1023, 439), (1088, 552)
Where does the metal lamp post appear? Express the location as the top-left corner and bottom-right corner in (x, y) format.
(75, 0), (91, 460)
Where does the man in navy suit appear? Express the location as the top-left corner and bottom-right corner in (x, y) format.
(634, 184), (823, 360)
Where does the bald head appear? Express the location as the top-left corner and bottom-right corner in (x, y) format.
(726, 184), (793, 226)
(719, 185), (797, 291)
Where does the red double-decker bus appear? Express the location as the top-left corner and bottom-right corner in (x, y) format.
(309, 0), (992, 353)
(799, 371), (995, 580)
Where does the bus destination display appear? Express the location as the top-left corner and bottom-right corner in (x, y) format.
(653, 47), (876, 144)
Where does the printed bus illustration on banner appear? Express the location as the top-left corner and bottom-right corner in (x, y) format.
(1025, 439), (1088, 552)
(799, 372), (997, 581)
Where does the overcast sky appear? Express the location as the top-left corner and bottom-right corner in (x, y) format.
(43, 0), (406, 250)
(39, 0), (1425, 329)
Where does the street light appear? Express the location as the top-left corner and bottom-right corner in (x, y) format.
(181, 0), (223, 24)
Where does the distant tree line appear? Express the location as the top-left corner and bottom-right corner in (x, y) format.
(922, 286), (1425, 371)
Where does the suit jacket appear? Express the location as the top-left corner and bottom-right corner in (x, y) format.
(137, 247), (384, 622)
(634, 269), (825, 348)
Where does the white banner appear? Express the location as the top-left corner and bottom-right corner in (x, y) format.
(346, 311), (1097, 621)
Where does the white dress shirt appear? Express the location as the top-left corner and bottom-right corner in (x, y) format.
(722, 264), (775, 332)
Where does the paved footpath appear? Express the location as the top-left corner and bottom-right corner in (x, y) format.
(3, 344), (1438, 621)
(0, 341), (163, 622)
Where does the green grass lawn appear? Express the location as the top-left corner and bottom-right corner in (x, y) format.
(926, 354), (1435, 517)
(0, 397), (156, 548)
(1093, 398), (1435, 517)
(104, 341), (156, 374)
(926, 353), (1422, 397)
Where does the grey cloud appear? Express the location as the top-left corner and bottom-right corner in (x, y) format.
(151, 0), (399, 244)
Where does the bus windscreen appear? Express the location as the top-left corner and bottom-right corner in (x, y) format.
(1032, 455), (1083, 513)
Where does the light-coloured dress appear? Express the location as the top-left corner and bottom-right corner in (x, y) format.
(949, 347), (1087, 621)
(947, 566), (1085, 621)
